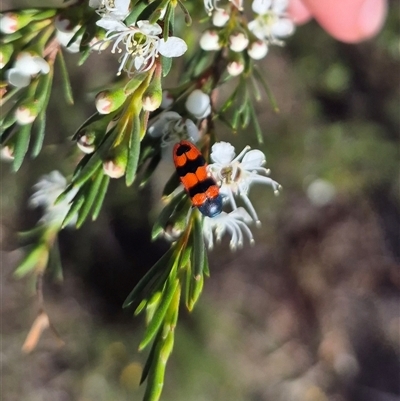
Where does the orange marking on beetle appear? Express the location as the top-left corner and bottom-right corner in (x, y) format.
(206, 185), (219, 199)
(181, 173), (198, 189)
(192, 193), (207, 207)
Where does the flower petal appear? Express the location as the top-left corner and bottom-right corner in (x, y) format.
(137, 20), (162, 36)
(6, 68), (30, 88)
(252, 0), (272, 14)
(271, 18), (295, 37)
(158, 37), (187, 57)
(210, 141), (236, 164)
(96, 16), (127, 31)
(241, 149), (266, 169)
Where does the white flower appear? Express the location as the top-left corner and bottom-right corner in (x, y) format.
(148, 111), (200, 160)
(203, 207), (255, 250)
(5, 52), (49, 88)
(185, 89), (211, 119)
(208, 142), (281, 224)
(29, 171), (77, 227)
(90, 0), (130, 20)
(94, 19), (187, 75)
(249, 0), (294, 45)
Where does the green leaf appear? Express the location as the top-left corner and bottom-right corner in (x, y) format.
(192, 214), (205, 280)
(139, 277), (179, 350)
(253, 66), (279, 113)
(61, 192), (84, 228)
(161, 56), (172, 78)
(71, 152), (102, 187)
(30, 110), (46, 158)
(249, 102), (264, 144)
(202, 251), (210, 277)
(140, 329), (162, 384)
(76, 170), (105, 228)
(143, 342), (166, 401)
(14, 244), (48, 279)
(125, 114), (141, 186)
(123, 247), (175, 308)
(125, 2), (147, 25)
(91, 175), (110, 221)
(187, 273), (203, 311)
(1, 105), (18, 132)
(57, 49), (74, 105)
(12, 124), (32, 172)
(78, 47), (92, 66)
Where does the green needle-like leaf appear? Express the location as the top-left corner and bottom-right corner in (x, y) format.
(76, 170), (105, 228)
(71, 152), (102, 187)
(192, 214), (205, 280)
(125, 2), (147, 25)
(161, 56), (172, 78)
(91, 175), (110, 221)
(61, 193), (84, 228)
(57, 50), (74, 105)
(187, 273), (203, 311)
(249, 102), (264, 144)
(14, 244), (48, 279)
(31, 110), (46, 158)
(140, 329), (162, 384)
(12, 124), (32, 172)
(125, 114), (141, 186)
(139, 277), (179, 350)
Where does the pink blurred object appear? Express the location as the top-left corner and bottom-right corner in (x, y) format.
(288, 0), (388, 43)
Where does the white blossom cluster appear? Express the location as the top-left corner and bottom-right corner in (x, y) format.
(203, 141), (281, 250)
(200, 0), (295, 75)
(89, 0), (187, 75)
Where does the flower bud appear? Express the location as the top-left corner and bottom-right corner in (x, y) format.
(212, 9), (229, 27)
(142, 69), (162, 112)
(200, 30), (221, 51)
(185, 90), (211, 119)
(0, 12), (31, 34)
(229, 32), (249, 52)
(227, 60), (244, 76)
(77, 132), (96, 154)
(96, 88), (126, 114)
(103, 145), (128, 179)
(0, 43), (13, 69)
(247, 40), (268, 60)
(15, 102), (39, 125)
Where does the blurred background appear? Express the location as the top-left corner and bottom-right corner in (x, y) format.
(1, 1), (399, 401)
